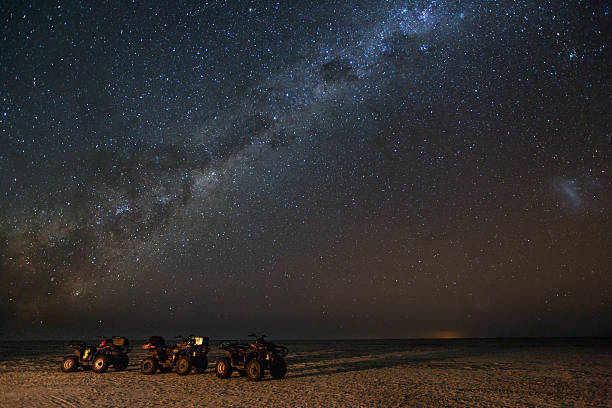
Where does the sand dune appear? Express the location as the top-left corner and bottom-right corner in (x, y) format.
(0, 339), (610, 407)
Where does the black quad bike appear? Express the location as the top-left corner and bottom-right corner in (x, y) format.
(140, 335), (209, 375)
(61, 336), (130, 373)
(216, 334), (288, 381)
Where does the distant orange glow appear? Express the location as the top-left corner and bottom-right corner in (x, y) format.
(421, 331), (465, 339)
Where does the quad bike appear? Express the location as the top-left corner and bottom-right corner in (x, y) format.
(61, 336), (130, 373)
(216, 334), (288, 381)
(140, 335), (209, 375)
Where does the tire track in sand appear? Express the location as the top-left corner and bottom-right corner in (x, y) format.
(45, 394), (78, 408)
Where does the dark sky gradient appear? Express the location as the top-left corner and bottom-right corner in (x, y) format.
(1, 1), (610, 339)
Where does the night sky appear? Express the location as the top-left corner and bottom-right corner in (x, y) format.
(1, 1), (610, 339)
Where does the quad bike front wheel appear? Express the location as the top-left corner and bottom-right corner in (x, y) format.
(269, 357), (287, 379)
(215, 357), (232, 378)
(92, 355), (109, 373)
(61, 356), (78, 373)
(114, 354), (129, 371)
(175, 356), (192, 375)
(141, 357), (158, 375)
(246, 359), (264, 381)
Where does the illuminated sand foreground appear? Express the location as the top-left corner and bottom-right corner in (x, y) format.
(1, 339), (610, 407)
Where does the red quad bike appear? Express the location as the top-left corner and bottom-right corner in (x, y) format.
(140, 335), (209, 375)
(216, 334), (288, 381)
(61, 336), (130, 373)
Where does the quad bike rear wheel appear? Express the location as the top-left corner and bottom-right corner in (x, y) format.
(114, 354), (129, 371)
(175, 356), (192, 375)
(269, 357), (287, 379)
(141, 357), (158, 375)
(246, 359), (264, 381)
(61, 356), (78, 373)
(92, 355), (109, 373)
(215, 357), (232, 378)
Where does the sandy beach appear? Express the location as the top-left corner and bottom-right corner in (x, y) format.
(0, 339), (610, 407)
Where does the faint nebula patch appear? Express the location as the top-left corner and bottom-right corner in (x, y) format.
(551, 176), (602, 214)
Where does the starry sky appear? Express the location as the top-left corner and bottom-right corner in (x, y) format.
(1, 0), (610, 339)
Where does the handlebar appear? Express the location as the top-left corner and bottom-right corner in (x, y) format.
(66, 343), (86, 349)
(248, 334), (267, 340)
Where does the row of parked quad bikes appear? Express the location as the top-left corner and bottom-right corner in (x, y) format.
(61, 334), (288, 381)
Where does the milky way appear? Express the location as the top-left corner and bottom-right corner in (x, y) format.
(1, 1), (610, 338)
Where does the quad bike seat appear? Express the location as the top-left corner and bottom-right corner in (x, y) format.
(146, 336), (166, 347)
(231, 345), (250, 357)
